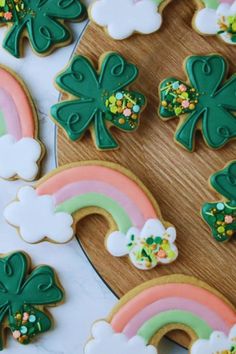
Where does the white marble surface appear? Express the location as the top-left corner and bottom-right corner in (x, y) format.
(0, 10), (187, 354)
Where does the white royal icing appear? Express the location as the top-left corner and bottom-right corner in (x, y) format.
(195, 1), (236, 44)
(0, 134), (41, 180)
(191, 324), (236, 354)
(4, 186), (74, 243)
(90, 0), (162, 40)
(84, 321), (157, 354)
(106, 219), (178, 270)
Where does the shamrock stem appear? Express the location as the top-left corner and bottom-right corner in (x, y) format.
(3, 21), (25, 58)
(94, 111), (118, 150)
(175, 108), (204, 151)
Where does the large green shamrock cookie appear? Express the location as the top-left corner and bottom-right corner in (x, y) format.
(51, 52), (146, 150)
(0, 0), (85, 57)
(159, 54), (236, 151)
(202, 161), (236, 243)
(0, 251), (63, 349)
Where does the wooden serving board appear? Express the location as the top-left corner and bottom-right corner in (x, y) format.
(57, 0), (236, 345)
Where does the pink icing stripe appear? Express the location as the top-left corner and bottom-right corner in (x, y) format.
(0, 89), (21, 139)
(123, 297), (230, 338)
(0, 68), (35, 137)
(37, 165), (158, 221)
(111, 283), (236, 332)
(54, 181), (146, 227)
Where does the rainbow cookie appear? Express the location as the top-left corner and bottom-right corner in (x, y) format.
(0, 65), (44, 181)
(202, 161), (236, 243)
(0, 0), (85, 57)
(84, 275), (236, 353)
(193, 0), (236, 45)
(159, 54), (236, 151)
(0, 251), (64, 350)
(50, 52), (146, 151)
(89, 0), (170, 40)
(4, 161), (178, 270)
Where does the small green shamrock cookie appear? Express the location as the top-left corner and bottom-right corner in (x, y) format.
(0, 0), (85, 57)
(159, 54), (236, 151)
(51, 52), (146, 150)
(0, 251), (64, 349)
(202, 161), (236, 243)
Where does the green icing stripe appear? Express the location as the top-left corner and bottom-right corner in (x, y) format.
(55, 193), (133, 233)
(0, 111), (7, 136)
(137, 310), (213, 343)
(203, 0), (220, 9)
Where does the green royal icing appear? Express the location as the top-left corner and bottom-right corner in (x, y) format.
(0, 111), (6, 136)
(0, 252), (63, 350)
(203, 0), (220, 9)
(51, 53), (146, 150)
(202, 161), (236, 243)
(159, 55), (236, 151)
(137, 310), (212, 344)
(55, 193), (133, 233)
(0, 0), (85, 57)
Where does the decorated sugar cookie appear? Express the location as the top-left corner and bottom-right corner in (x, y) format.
(89, 0), (168, 40)
(84, 275), (236, 354)
(51, 52), (146, 150)
(4, 161), (178, 270)
(202, 161), (236, 243)
(0, 65), (44, 181)
(0, 251), (64, 350)
(194, 0), (236, 45)
(159, 54), (236, 151)
(0, 0), (85, 57)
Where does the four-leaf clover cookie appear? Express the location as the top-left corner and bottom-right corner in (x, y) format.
(0, 0), (85, 57)
(0, 251), (64, 349)
(159, 54), (236, 151)
(51, 52), (146, 150)
(202, 161), (236, 243)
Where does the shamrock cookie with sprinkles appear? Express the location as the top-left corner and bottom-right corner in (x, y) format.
(159, 54), (236, 151)
(202, 161), (236, 243)
(0, 0), (85, 57)
(51, 53), (146, 150)
(4, 161), (178, 271)
(89, 0), (168, 40)
(0, 251), (64, 349)
(0, 65), (44, 181)
(84, 275), (236, 354)
(193, 0), (236, 45)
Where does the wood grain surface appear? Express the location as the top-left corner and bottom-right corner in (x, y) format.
(57, 0), (236, 346)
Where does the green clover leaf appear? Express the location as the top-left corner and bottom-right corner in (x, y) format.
(202, 161), (236, 243)
(159, 55), (236, 151)
(51, 52), (146, 150)
(0, 252), (63, 349)
(1, 0), (85, 57)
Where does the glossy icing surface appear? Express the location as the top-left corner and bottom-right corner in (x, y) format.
(159, 55), (236, 151)
(51, 53), (146, 150)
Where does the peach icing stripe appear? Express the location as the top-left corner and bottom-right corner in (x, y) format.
(111, 283), (236, 332)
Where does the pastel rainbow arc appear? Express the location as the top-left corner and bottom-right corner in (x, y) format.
(0, 66), (36, 140)
(109, 275), (236, 343)
(36, 162), (160, 234)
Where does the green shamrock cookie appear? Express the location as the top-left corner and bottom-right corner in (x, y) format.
(202, 161), (236, 243)
(51, 52), (146, 150)
(0, 0), (85, 57)
(159, 54), (236, 151)
(0, 251), (63, 349)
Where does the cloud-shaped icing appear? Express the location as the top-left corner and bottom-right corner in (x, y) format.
(191, 324), (236, 354)
(4, 186), (74, 243)
(106, 219), (178, 270)
(194, 1), (236, 44)
(0, 135), (41, 180)
(84, 321), (157, 354)
(90, 0), (162, 40)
